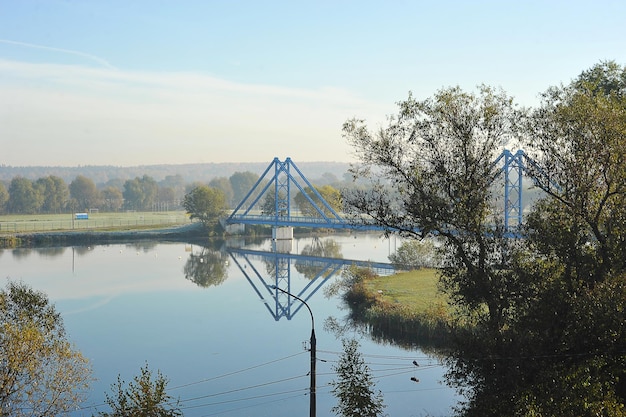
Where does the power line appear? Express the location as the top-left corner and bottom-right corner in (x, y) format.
(177, 374), (308, 405)
(197, 392), (307, 417)
(170, 351), (306, 391)
(179, 387), (308, 411)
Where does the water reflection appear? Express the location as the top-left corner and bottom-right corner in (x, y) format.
(227, 240), (395, 322)
(183, 247), (229, 287)
(3, 235), (460, 417)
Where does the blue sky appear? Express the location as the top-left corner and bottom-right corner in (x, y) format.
(1, 1), (624, 166)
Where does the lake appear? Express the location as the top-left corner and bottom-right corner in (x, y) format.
(2, 232), (461, 416)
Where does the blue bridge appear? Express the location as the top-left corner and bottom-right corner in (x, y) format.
(226, 149), (536, 232)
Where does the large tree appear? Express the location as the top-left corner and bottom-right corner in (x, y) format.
(183, 185), (227, 226)
(495, 60), (626, 416)
(35, 175), (69, 213)
(69, 175), (99, 212)
(123, 175), (158, 211)
(0, 281), (92, 416)
(100, 186), (124, 212)
(343, 68), (626, 415)
(342, 85), (524, 332)
(7, 177), (42, 214)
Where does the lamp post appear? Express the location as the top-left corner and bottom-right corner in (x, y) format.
(271, 285), (316, 417)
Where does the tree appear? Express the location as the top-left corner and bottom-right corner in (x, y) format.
(493, 60), (626, 416)
(0, 182), (8, 214)
(342, 85), (524, 332)
(70, 175), (99, 211)
(100, 186), (124, 212)
(260, 189), (287, 216)
(330, 338), (385, 417)
(183, 185), (227, 226)
(388, 239), (440, 270)
(123, 175), (158, 211)
(294, 185), (342, 217)
(35, 175), (68, 213)
(295, 238), (343, 279)
(7, 177), (42, 214)
(183, 247), (228, 287)
(98, 363), (182, 417)
(342, 75), (626, 415)
(208, 176), (234, 208)
(159, 174), (186, 202)
(0, 281), (92, 416)
(229, 171), (259, 207)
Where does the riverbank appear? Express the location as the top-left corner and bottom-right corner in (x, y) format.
(0, 222), (209, 248)
(349, 268), (456, 348)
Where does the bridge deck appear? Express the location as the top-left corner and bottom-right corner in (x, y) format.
(226, 214), (384, 230)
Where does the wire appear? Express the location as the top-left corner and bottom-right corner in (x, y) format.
(197, 392), (307, 417)
(177, 374), (308, 405)
(180, 387), (308, 411)
(170, 351), (306, 390)
(71, 351), (307, 412)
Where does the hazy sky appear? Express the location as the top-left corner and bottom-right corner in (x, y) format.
(1, 1), (625, 167)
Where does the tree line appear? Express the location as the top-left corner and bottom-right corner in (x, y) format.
(343, 60), (626, 416)
(0, 168), (349, 217)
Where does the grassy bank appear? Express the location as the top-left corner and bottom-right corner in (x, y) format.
(0, 211), (190, 234)
(348, 268), (456, 348)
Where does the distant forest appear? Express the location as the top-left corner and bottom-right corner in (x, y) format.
(0, 161), (352, 186)
(0, 161), (356, 214)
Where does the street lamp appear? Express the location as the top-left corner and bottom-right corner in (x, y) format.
(270, 285), (316, 417)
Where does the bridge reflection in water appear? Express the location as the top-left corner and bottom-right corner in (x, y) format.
(227, 246), (395, 321)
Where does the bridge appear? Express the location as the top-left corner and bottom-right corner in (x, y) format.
(226, 149), (536, 232)
(227, 247), (395, 321)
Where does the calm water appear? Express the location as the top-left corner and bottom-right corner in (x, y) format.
(2, 233), (460, 416)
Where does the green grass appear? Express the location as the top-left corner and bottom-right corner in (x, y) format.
(362, 268), (449, 314)
(0, 211), (190, 233)
(349, 268), (457, 347)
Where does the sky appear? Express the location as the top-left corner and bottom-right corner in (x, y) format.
(0, 1), (625, 167)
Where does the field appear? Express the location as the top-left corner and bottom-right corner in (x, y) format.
(0, 211), (190, 233)
(363, 268), (449, 314)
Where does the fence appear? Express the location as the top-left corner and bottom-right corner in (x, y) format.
(0, 213), (190, 233)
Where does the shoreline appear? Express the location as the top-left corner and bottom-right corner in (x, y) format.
(1, 222), (209, 248)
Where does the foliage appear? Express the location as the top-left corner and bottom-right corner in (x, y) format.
(7, 177), (42, 214)
(208, 176), (234, 207)
(229, 171), (259, 208)
(35, 175), (68, 213)
(97, 363), (182, 417)
(0, 181), (8, 213)
(327, 267), (455, 348)
(100, 186), (124, 211)
(123, 175), (158, 211)
(344, 61), (626, 416)
(0, 281), (92, 416)
(388, 239), (440, 270)
(342, 85), (525, 332)
(183, 247), (228, 287)
(294, 238), (343, 279)
(294, 185), (342, 217)
(182, 185), (227, 226)
(261, 189), (287, 216)
(70, 175), (98, 211)
(330, 338), (386, 417)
